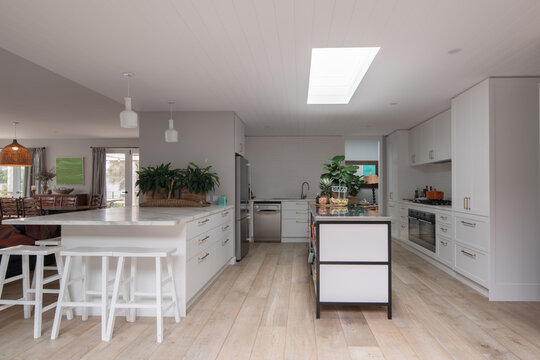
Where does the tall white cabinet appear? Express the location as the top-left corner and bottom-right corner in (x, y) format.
(451, 78), (540, 300)
(409, 110), (451, 165)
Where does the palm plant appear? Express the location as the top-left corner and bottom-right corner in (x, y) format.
(319, 177), (333, 197)
(179, 162), (220, 195)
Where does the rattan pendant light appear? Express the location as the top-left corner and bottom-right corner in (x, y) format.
(0, 122), (32, 167)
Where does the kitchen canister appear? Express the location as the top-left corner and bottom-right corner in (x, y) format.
(218, 196), (227, 206)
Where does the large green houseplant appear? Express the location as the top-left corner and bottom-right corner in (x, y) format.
(179, 162), (220, 203)
(136, 163), (181, 199)
(320, 155), (364, 203)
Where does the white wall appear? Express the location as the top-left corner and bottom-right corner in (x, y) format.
(0, 138), (139, 195)
(139, 111), (235, 202)
(246, 136), (344, 199)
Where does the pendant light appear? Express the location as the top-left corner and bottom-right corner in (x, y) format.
(165, 101), (178, 143)
(0, 122), (32, 167)
(119, 72), (138, 128)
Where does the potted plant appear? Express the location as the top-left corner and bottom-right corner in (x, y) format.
(35, 169), (56, 194)
(135, 163), (181, 200)
(178, 162), (220, 203)
(318, 177), (333, 204)
(321, 155), (359, 198)
(346, 174), (365, 205)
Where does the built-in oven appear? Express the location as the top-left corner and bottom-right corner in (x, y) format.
(408, 209), (436, 252)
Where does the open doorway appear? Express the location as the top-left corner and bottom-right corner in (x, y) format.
(105, 148), (139, 207)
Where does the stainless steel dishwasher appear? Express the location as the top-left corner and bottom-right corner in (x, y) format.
(253, 201), (281, 242)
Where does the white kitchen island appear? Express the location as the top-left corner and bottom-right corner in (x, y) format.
(5, 205), (235, 317)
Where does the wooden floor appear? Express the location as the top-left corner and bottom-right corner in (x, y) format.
(0, 242), (539, 360)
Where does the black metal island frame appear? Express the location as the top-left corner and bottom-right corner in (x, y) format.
(309, 204), (392, 319)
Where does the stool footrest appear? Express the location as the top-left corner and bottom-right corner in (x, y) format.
(3, 274), (23, 284)
(0, 298), (34, 305)
(27, 289), (60, 295)
(43, 274), (62, 284)
(43, 266), (58, 271)
(59, 301), (104, 308)
(42, 302), (58, 313)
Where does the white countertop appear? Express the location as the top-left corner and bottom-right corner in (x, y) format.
(397, 200), (452, 212)
(251, 198), (314, 202)
(3, 205), (234, 226)
(309, 205), (391, 222)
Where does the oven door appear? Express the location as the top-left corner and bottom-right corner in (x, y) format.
(418, 218), (436, 252)
(408, 212), (421, 245)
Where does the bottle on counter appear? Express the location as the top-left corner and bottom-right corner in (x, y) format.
(414, 188), (419, 199)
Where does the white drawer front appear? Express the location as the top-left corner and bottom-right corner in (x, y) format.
(282, 218), (310, 237)
(319, 224), (388, 261)
(437, 236), (454, 267)
(399, 206), (408, 215)
(282, 209), (309, 220)
(437, 212), (453, 226)
(216, 209), (234, 226)
(437, 223), (454, 238)
(455, 215), (489, 252)
(217, 235), (234, 268)
(398, 214), (408, 223)
(455, 244), (488, 286)
(399, 222), (408, 241)
(186, 245), (216, 300)
(281, 201), (309, 211)
(187, 226), (217, 261)
(187, 210), (233, 239)
(320, 265), (388, 302)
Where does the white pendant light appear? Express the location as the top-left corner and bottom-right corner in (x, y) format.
(120, 72), (138, 128)
(165, 101), (178, 143)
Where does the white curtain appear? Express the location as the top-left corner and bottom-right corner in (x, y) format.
(23, 147), (45, 196)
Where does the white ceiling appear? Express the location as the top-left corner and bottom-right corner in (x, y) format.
(1, 0), (540, 138)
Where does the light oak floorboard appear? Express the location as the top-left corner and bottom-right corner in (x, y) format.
(0, 242), (538, 359)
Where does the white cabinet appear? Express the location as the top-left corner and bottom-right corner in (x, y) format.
(451, 81), (490, 216)
(281, 200), (309, 242)
(385, 130), (412, 204)
(409, 110), (451, 165)
(234, 115), (246, 156)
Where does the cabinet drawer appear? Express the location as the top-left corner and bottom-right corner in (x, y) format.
(437, 212), (453, 226)
(187, 210), (232, 239)
(186, 245), (216, 300)
(398, 214), (408, 223)
(455, 244), (488, 286)
(282, 218), (310, 237)
(437, 223), (454, 238)
(282, 209), (309, 219)
(281, 201), (308, 211)
(217, 235), (234, 268)
(455, 214), (489, 252)
(320, 265), (388, 302)
(437, 236), (454, 267)
(399, 206), (408, 215)
(187, 225), (233, 261)
(319, 223), (388, 261)
(399, 222), (408, 241)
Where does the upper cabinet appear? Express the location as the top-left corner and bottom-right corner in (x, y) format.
(451, 80), (490, 216)
(409, 110), (451, 165)
(234, 115), (246, 156)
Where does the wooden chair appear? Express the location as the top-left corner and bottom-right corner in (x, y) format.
(60, 196), (77, 208)
(22, 198), (43, 217)
(0, 198), (20, 220)
(39, 196), (56, 209)
(89, 194), (103, 209)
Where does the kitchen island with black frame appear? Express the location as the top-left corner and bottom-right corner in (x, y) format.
(309, 204), (392, 319)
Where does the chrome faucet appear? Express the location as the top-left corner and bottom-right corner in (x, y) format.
(300, 181), (310, 199)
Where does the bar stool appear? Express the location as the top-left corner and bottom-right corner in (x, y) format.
(105, 247), (180, 343)
(0, 245), (71, 338)
(51, 247), (117, 341)
(32, 237), (62, 286)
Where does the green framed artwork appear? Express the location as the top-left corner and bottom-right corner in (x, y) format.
(56, 157), (84, 185)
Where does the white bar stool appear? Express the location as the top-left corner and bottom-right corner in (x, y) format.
(32, 237), (62, 288)
(0, 245), (71, 338)
(51, 247), (117, 341)
(105, 247), (180, 343)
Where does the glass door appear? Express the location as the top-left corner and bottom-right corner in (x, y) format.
(105, 148), (139, 207)
(0, 167), (23, 198)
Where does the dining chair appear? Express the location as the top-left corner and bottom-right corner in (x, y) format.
(39, 196), (56, 209)
(60, 196), (77, 208)
(89, 194), (103, 209)
(22, 198), (43, 217)
(0, 198), (20, 219)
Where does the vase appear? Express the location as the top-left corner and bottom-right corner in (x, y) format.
(42, 184), (49, 194)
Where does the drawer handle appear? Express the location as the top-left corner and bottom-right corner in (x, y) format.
(198, 218), (210, 225)
(198, 252), (210, 263)
(401, 225), (406, 229)
(222, 225), (230, 231)
(296, 220), (308, 223)
(222, 238), (230, 246)
(401, 215), (406, 219)
(440, 227), (448, 232)
(221, 211), (229, 216)
(295, 202), (306, 205)
(461, 221), (476, 228)
(198, 235), (209, 244)
(440, 215), (448, 220)
(296, 211), (308, 214)
(440, 240), (448, 246)
(461, 250), (476, 259)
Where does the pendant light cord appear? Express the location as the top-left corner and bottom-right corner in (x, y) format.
(12, 122), (18, 139)
(127, 76), (131, 98)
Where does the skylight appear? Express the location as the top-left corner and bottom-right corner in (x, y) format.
(307, 47), (380, 104)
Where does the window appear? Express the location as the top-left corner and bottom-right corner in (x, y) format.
(0, 167), (24, 197)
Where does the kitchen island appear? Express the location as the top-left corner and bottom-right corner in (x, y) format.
(309, 204), (392, 319)
(5, 205), (235, 317)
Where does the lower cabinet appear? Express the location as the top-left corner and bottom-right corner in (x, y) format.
(281, 201), (310, 242)
(454, 243), (488, 287)
(437, 235), (454, 267)
(319, 265), (388, 303)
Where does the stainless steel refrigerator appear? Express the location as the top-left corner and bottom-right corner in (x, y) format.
(235, 155), (250, 260)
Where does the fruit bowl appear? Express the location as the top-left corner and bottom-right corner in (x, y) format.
(54, 187), (74, 194)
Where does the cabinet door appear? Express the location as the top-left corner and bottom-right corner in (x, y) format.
(451, 90), (473, 212)
(386, 133), (397, 201)
(234, 116), (245, 156)
(433, 110), (451, 161)
(409, 126), (419, 165)
(417, 120), (432, 164)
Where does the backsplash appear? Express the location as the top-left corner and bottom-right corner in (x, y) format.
(411, 162), (452, 200)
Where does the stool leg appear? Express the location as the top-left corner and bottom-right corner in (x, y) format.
(129, 257), (137, 322)
(51, 255), (72, 340)
(21, 255), (31, 319)
(81, 257), (89, 321)
(101, 256), (109, 341)
(55, 253), (73, 320)
(166, 256), (180, 323)
(106, 256), (125, 342)
(0, 254), (10, 303)
(121, 260), (130, 322)
(33, 255), (44, 339)
(155, 257), (163, 343)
